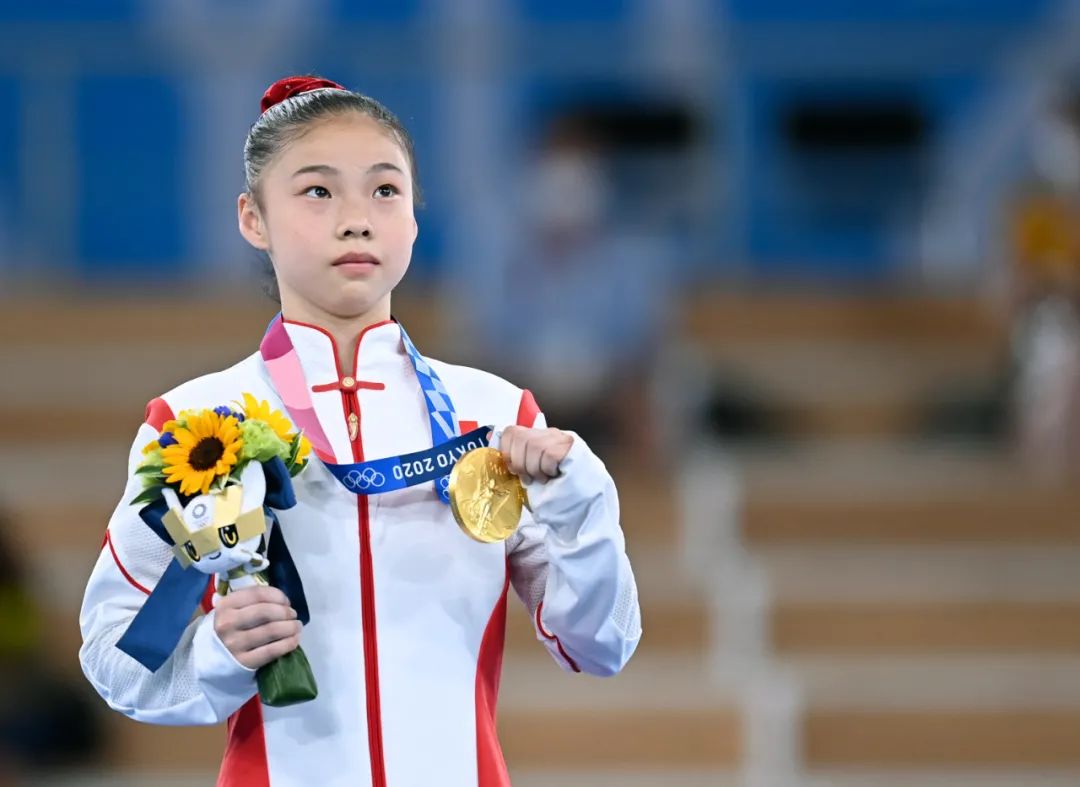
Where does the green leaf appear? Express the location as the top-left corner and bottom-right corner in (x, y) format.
(135, 463), (164, 476)
(131, 485), (164, 507)
(288, 433), (303, 465)
(231, 458), (251, 479)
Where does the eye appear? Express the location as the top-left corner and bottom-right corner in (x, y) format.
(183, 542), (200, 561)
(374, 184), (399, 198)
(219, 524), (239, 548)
(302, 185), (331, 199)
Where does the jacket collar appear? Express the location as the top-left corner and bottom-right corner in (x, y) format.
(280, 317), (402, 390)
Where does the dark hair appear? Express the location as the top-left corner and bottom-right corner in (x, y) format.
(244, 85), (422, 205)
(243, 83), (422, 301)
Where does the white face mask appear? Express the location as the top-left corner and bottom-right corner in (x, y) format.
(524, 152), (609, 234)
(1033, 115), (1080, 192)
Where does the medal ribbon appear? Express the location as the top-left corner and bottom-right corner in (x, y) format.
(324, 426), (490, 496)
(260, 314), (475, 503)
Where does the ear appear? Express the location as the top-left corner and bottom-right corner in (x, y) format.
(161, 487), (185, 519)
(238, 192), (270, 251)
(239, 461), (267, 513)
(411, 216), (419, 244)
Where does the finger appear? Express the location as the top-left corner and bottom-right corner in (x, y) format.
(511, 435), (533, 483)
(219, 585), (290, 610)
(239, 634), (301, 670)
(523, 437), (544, 479)
(237, 620), (303, 653)
(538, 443), (562, 478)
(231, 602), (297, 631)
(506, 430), (526, 473)
(497, 426), (520, 464)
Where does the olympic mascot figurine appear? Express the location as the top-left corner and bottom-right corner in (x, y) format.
(161, 461), (270, 586)
(114, 400), (316, 707)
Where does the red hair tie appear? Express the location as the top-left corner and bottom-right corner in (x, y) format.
(260, 76), (346, 114)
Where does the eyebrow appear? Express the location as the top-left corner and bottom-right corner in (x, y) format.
(291, 162), (404, 178)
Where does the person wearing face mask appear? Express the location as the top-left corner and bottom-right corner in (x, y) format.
(485, 119), (672, 460)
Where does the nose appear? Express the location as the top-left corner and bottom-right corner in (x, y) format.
(337, 201), (373, 240)
(342, 223), (372, 239)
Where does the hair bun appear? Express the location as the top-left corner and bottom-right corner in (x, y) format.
(260, 76), (346, 114)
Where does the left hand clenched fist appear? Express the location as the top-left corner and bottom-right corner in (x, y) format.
(497, 426), (573, 483)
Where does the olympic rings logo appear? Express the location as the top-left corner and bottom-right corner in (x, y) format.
(343, 467), (386, 491)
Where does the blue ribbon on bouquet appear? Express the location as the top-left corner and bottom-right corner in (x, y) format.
(116, 456), (310, 673)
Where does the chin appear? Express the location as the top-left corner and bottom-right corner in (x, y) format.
(326, 295), (385, 321)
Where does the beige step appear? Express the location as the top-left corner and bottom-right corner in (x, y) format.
(804, 770), (1080, 787)
(5, 291), (1002, 348)
(0, 291), (445, 348)
(50, 546), (704, 677)
(96, 656), (740, 772)
(8, 463), (677, 553)
(760, 545), (1080, 603)
(52, 542), (703, 672)
(499, 656), (740, 768)
(745, 494), (1080, 544)
(502, 708), (740, 769)
(511, 772), (738, 787)
(735, 439), (1018, 500)
(788, 655), (1080, 711)
(38, 772), (743, 787)
(501, 654), (732, 711)
(101, 707), (742, 773)
(683, 292), (1005, 346)
(804, 709), (1080, 767)
(772, 601), (1080, 654)
(506, 596), (706, 656)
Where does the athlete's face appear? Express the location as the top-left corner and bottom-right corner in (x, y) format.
(238, 113), (418, 326)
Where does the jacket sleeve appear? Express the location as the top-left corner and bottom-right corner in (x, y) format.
(505, 408), (642, 677)
(78, 421), (258, 725)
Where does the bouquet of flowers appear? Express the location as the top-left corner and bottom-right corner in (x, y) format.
(121, 393), (317, 707)
(135, 393), (310, 504)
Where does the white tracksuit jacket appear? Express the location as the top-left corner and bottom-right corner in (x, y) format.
(79, 319), (642, 787)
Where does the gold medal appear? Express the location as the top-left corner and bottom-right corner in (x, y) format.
(448, 447), (530, 543)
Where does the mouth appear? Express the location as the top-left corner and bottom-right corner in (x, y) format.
(206, 550), (221, 560)
(332, 252), (381, 272)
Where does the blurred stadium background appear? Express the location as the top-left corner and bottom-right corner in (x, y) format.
(4, 0), (1080, 785)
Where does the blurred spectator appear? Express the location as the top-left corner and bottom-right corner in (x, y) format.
(0, 510), (102, 783)
(1007, 88), (1080, 478)
(480, 116), (675, 461)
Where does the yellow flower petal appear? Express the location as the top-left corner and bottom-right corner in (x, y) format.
(173, 429), (197, 448)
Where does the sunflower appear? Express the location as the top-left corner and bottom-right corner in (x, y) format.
(240, 393), (296, 443)
(161, 410), (243, 496)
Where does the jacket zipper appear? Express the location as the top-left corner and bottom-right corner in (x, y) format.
(342, 388), (386, 787)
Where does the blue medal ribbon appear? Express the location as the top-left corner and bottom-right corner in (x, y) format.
(395, 325), (462, 503)
(322, 426), (491, 498)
